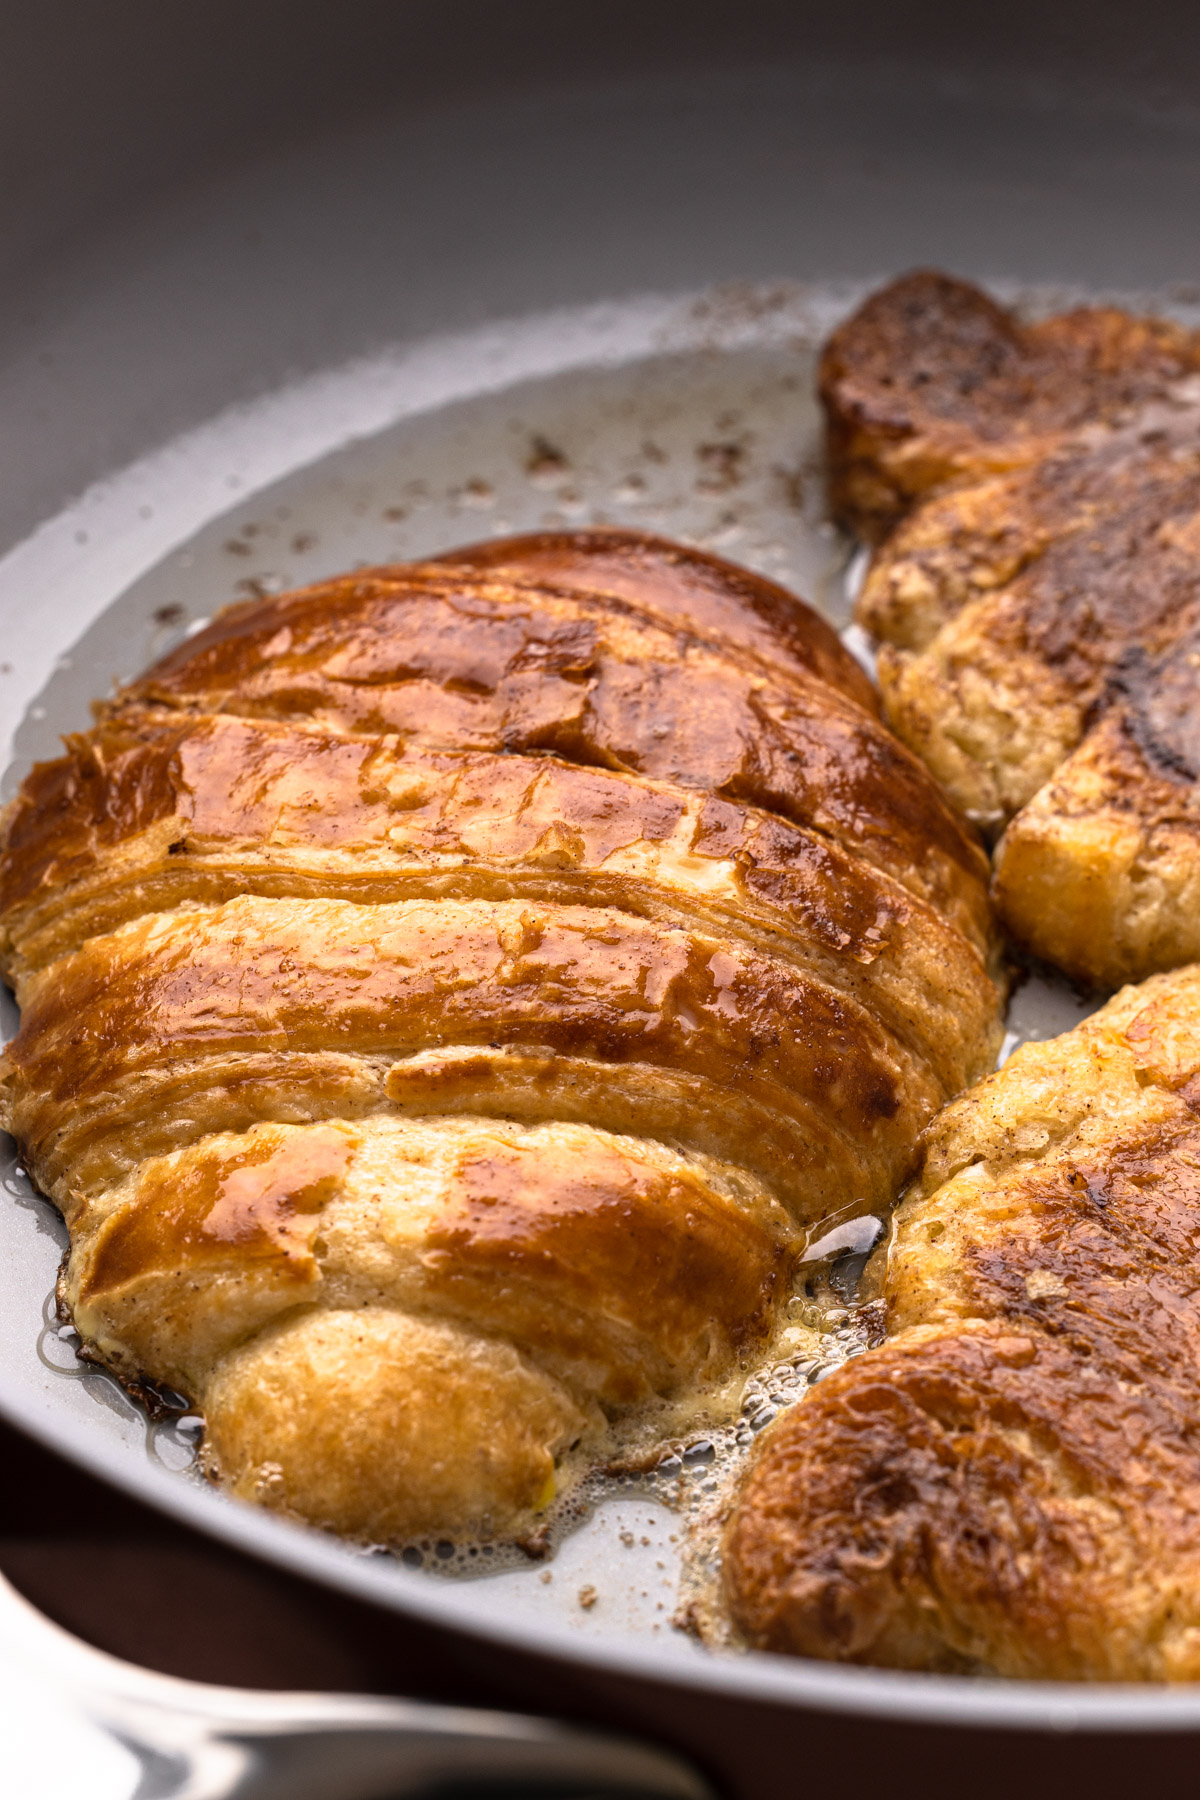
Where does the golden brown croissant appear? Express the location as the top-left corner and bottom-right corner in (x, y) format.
(0, 527), (1001, 1545)
(821, 269), (1200, 543)
(822, 271), (1200, 989)
(724, 963), (1200, 1679)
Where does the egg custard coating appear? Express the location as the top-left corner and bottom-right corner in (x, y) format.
(825, 272), (1200, 989)
(725, 965), (1200, 1680)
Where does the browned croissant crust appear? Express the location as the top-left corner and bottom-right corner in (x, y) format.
(110, 559), (990, 948)
(821, 269), (1200, 543)
(435, 526), (882, 715)
(823, 271), (1200, 989)
(0, 528), (1002, 1545)
(723, 964), (1200, 1680)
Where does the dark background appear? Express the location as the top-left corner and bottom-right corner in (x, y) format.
(7, 0), (1200, 281)
(3, 0), (1200, 552)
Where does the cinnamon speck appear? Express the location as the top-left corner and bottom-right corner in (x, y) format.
(577, 1584), (597, 1610)
(234, 575), (282, 599)
(696, 441), (746, 493)
(527, 436), (571, 487)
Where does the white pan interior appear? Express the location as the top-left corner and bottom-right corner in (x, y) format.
(3, 45), (1200, 1727)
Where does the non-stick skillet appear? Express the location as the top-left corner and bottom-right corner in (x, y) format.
(5, 5), (1200, 1796)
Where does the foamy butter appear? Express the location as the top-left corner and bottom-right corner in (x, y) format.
(379, 1231), (880, 1649)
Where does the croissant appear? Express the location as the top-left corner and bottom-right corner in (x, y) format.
(724, 963), (1200, 1680)
(822, 270), (1200, 989)
(0, 528), (1001, 1544)
(821, 268), (1200, 543)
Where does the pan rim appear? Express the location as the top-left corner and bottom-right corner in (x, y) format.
(5, 1385), (1200, 1734)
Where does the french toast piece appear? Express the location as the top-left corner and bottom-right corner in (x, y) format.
(827, 274), (1200, 987)
(821, 268), (1200, 541)
(0, 529), (1002, 1545)
(725, 966), (1200, 1680)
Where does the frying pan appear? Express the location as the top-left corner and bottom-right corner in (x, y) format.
(5, 4), (1200, 1794)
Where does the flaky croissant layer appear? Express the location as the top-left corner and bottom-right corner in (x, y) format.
(0, 529), (1001, 1542)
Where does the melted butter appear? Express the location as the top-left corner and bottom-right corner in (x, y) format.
(81, 1125), (351, 1296)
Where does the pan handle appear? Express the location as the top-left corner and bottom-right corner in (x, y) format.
(0, 1565), (714, 1800)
